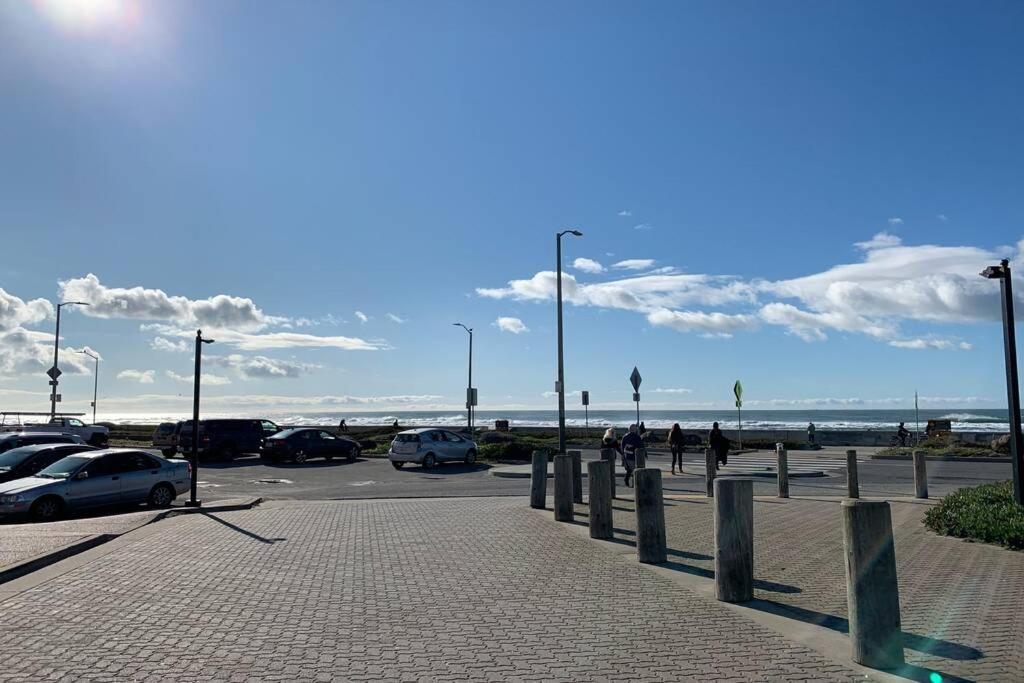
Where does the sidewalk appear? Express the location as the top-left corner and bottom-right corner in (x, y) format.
(491, 457), (829, 478)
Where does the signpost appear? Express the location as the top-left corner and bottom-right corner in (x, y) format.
(630, 367), (642, 430)
(733, 380), (743, 450)
(581, 390), (590, 433)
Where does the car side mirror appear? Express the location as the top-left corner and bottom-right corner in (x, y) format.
(76, 471), (89, 480)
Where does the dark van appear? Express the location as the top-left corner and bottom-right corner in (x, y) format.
(178, 419), (280, 460)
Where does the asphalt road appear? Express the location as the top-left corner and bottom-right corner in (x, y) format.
(161, 448), (1014, 503)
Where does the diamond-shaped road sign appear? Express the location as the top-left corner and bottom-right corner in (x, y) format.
(47, 366), (61, 381)
(630, 367), (642, 392)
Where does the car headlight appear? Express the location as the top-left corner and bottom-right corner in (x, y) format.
(0, 494), (25, 504)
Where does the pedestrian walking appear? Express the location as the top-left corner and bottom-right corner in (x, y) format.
(338, 419), (348, 433)
(620, 424), (644, 488)
(602, 427), (619, 450)
(709, 421), (729, 470)
(638, 421), (647, 436)
(668, 423), (685, 475)
(807, 421), (816, 447)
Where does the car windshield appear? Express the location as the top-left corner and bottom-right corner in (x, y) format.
(394, 434), (420, 443)
(0, 447), (36, 471)
(37, 456), (90, 479)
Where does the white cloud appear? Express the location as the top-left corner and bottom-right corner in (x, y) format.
(0, 289), (52, 332)
(888, 217), (904, 226)
(386, 313), (406, 324)
(542, 390), (581, 398)
(495, 317), (529, 334)
(117, 369), (155, 384)
(355, 311), (369, 324)
(59, 274), (285, 331)
(937, 214), (949, 223)
(651, 387), (693, 394)
(572, 258), (605, 274)
(0, 329), (91, 377)
(618, 210), (632, 217)
(854, 232), (902, 251)
(205, 354), (319, 379)
(150, 336), (187, 353)
(140, 324), (386, 351)
(888, 338), (970, 351)
(613, 259), (656, 270)
(633, 224), (653, 231)
(165, 370), (232, 386)
(646, 309), (758, 337)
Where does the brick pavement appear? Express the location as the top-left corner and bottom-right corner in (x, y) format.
(0, 497), (873, 681)
(598, 492), (1024, 681)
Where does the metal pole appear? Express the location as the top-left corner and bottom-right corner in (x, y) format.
(468, 328), (473, 433)
(188, 330), (203, 507)
(556, 233), (566, 454)
(91, 354), (98, 424)
(999, 262), (1024, 505)
(738, 406), (742, 450)
(635, 397), (640, 431)
(50, 305), (61, 420)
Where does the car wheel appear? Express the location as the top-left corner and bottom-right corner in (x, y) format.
(348, 447), (360, 463)
(148, 483), (175, 509)
(391, 461), (404, 469)
(324, 452), (334, 461)
(464, 449), (477, 465)
(219, 445), (238, 461)
(294, 450), (308, 464)
(30, 496), (64, 522)
(422, 453), (436, 469)
(161, 448), (176, 457)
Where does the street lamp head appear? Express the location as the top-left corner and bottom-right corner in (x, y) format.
(569, 230), (583, 237)
(60, 301), (90, 308)
(201, 338), (215, 345)
(982, 263), (1008, 279)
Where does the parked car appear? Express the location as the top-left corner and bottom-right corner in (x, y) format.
(177, 419), (280, 460)
(0, 443), (97, 484)
(388, 428), (478, 469)
(0, 449), (190, 521)
(262, 428), (361, 464)
(151, 421), (183, 457)
(0, 432), (86, 454)
(2, 417), (109, 447)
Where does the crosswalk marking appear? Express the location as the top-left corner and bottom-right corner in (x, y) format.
(683, 453), (867, 475)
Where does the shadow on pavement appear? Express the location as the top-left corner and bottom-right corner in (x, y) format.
(202, 512), (285, 544)
(661, 559), (803, 594)
(268, 459), (361, 469)
(409, 463), (490, 475)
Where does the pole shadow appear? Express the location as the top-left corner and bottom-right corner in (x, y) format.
(201, 512), (285, 544)
(661, 560), (802, 594)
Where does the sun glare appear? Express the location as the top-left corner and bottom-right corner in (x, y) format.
(35, 0), (138, 32)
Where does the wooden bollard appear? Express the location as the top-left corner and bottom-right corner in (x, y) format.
(846, 449), (860, 498)
(634, 468), (667, 563)
(553, 454), (573, 522)
(600, 448), (617, 500)
(636, 446), (647, 469)
(569, 449), (583, 504)
(704, 448), (716, 497)
(841, 500), (904, 669)
(529, 450), (547, 509)
(714, 478), (754, 602)
(913, 450), (928, 499)
(776, 444), (789, 499)
(587, 460), (613, 539)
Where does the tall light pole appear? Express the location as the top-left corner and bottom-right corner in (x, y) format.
(982, 259), (1023, 505)
(453, 323), (474, 434)
(187, 329), (215, 508)
(77, 349), (100, 424)
(50, 301), (89, 419)
(556, 229), (583, 454)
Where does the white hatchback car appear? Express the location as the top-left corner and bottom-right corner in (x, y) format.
(388, 428), (478, 469)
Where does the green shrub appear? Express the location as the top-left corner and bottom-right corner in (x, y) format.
(924, 481), (1024, 550)
(478, 441), (536, 461)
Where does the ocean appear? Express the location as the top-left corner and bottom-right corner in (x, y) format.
(84, 409), (1010, 432)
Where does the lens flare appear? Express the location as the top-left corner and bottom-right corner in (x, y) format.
(34, 0), (138, 32)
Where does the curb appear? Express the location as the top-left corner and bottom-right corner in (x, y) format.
(0, 497), (262, 586)
(871, 455), (1009, 463)
(677, 466), (826, 479)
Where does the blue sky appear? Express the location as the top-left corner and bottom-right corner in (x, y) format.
(1, 0), (1022, 418)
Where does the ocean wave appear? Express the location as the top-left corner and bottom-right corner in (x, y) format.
(938, 413), (1003, 422)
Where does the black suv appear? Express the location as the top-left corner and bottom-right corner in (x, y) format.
(178, 419), (280, 460)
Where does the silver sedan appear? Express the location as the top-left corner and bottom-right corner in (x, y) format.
(0, 449), (190, 521)
(388, 429), (478, 469)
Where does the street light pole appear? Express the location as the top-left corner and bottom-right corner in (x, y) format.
(982, 259), (1024, 505)
(77, 349), (99, 424)
(50, 301), (89, 419)
(556, 229), (583, 454)
(454, 323), (473, 434)
(187, 329), (215, 508)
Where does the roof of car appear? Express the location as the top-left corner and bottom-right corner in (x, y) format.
(1, 432), (69, 440)
(59, 448), (159, 459)
(3, 443), (94, 454)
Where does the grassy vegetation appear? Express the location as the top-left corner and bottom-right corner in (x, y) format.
(924, 481), (1024, 550)
(877, 436), (997, 458)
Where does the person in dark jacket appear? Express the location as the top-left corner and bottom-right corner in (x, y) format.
(709, 422), (729, 470)
(668, 423), (685, 475)
(620, 424), (644, 488)
(601, 427), (619, 451)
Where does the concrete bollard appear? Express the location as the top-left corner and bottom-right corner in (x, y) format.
(841, 500), (905, 669)
(636, 446), (647, 469)
(714, 478), (754, 603)
(587, 460), (613, 539)
(569, 450), (583, 504)
(704, 448), (716, 497)
(913, 450), (928, 499)
(600, 448), (617, 500)
(776, 444), (789, 499)
(529, 450), (548, 509)
(846, 449), (859, 498)
(634, 468), (667, 563)
(553, 454), (574, 522)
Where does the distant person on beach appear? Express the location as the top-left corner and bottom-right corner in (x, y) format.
(709, 422), (729, 469)
(897, 422), (910, 446)
(639, 421), (647, 436)
(392, 419), (400, 429)
(620, 424), (644, 488)
(338, 419), (348, 433)
(668, 423), (685, 475)
(807, 421), (816, 446)
(601, 427), (619, 450)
